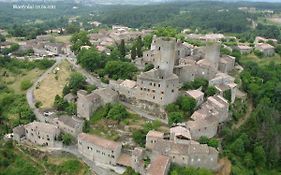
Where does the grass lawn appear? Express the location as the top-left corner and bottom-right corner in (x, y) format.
(0, 68), (44, 94)
(241, 53), (281, 65)
(55, 35), (72, 44)
(34, 60), (74, 109)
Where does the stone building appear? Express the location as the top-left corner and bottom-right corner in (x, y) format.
(136, 69), (179, 106)
(109, 79), (137, 99)
(78, 133), (122, 165)
(186, 95), (229, 139)
(185, 89), (204, 107)
(77, 88), (118, 120)
(145, 128), (219, 171)
(147, 155), (171, 175)
(136, 36), (191, 68)
(13, 121), (60, 147)
(255, 43), (275, 57)
(53, 115), (84, 136)
(235, 45), (252, 54)
(12, 125), (25, 142)
(44, 42), (64, 55)
(77, 90), (102, 120)
(135, 37), (180, 106)
(146, 130), (165, 150)
(209, 73), (237, 103)
(218, 55), (235, 73)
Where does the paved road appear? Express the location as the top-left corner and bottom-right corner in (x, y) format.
(66, 56), (107, 88)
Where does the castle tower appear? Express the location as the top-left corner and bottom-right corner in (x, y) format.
(156, 37), (177, 78)
(205, 41), (220, 70)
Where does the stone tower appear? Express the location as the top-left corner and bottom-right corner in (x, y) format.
(156, 37), (177, 78)
(205, 41), (220, 70)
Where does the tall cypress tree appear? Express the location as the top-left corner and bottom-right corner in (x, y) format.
(131, 45), (137, 60)
(119, 39), (126, 58)
(136, 36), (143, 57)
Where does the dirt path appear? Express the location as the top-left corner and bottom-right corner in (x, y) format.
(217, 157), (232, 175)
(232, 99), (253, 129)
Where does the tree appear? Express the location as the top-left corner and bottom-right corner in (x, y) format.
(68, 72), (86, 94)
(143, 34), (153, 49)
(254, 49), (263, 58)
(104, 61), (138, 80)
(131, 45), (137, 60)
(275, 44), (281, 56)
(65, 23), (80, 34)
(168, 112), (184, 126)
(107, 103), (128, 122)
(77, 48), (107, 72)
(144, 63), (154, 72)
(176, 96), (196, 114)
(54, 95), (68, 111)
(82, 120), (90, 133)
(119, 39), (126, 58)
(205, 86), (218, 97)
(70, 31), (91, 54)
(61, 133), (73, 145)
(254, 145), (266, 167)
(0, 34), (6, 42)
(199, 136), (209, 144)
(136, 36), (143, 57)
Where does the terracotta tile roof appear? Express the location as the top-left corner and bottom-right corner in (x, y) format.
(117, 153), (132, 167)
(147, 130), (164, 138)
(78, 133), (121, 150)
(147, 155), (170, 175)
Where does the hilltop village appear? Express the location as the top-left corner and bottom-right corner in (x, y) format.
(1, 23), (278, 175)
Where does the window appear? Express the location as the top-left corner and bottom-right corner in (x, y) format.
(140, 88), (143, 90)
(172, 89), (174, 93)
(158, 84), (160, 87)
(153, 96), (155, 99)
(161, 91), (164, 94)
(158, 47), (161, 50)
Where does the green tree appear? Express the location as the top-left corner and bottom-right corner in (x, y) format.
(65, 23), (80, 34)
(0, 34), (6, 42)
(104, 61), (138, 80)
(136, 36), (143, 57)
(168, 112), (184, 126)
(131, 45), (137, 60)
(143, 34), (153, 49)
(70, 31), (91, 54)
(205, 86), (217, 97)
(68, 72), (86, 94)
(144, 63), (154, 72)
(176, 96), (196, 114)
(83, 120), (90, 133)
(254, 145), (266, 167)
(77, 48), (107, 72)
(119, 39), (126, 58)
(107, 103), (129, 122)
(61, 133), (73, 145)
